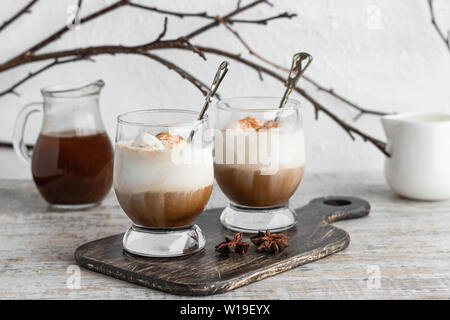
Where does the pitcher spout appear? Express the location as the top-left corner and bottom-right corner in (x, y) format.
(381, 114), (400, 142)
(41, 79), (104, 98)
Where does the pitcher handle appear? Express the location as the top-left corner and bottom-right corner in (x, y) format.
(13, 102), (43, 164)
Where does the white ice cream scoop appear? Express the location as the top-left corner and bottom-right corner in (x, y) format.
(132, 132), (164, 150)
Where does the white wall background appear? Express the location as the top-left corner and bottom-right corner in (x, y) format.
(0, 0), (449, 179)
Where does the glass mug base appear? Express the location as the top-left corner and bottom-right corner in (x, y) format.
(122, 224), (206, 257)
(220, 202), (297, 233)
(49, 202), (100, 211)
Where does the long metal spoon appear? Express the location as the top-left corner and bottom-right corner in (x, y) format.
(276, 52), (313, 119)
(188, 61), (229, 142)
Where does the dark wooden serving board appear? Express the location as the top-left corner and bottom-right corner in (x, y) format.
(75, 196), (369, 296)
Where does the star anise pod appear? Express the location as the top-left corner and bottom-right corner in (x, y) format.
(215, 232), (249, 255)
(250, 230), (288, 254)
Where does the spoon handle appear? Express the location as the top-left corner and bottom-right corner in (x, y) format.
(188, 61), (229, 143)
(279, 52), (313, 109)
(198, 61), (230, 120)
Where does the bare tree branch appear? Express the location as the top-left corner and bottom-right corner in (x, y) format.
(177, 37), (206, 60)
(127, 2), (208, 19)
(220, 18), (287, 70)
(0, 0), (274, 95)
(303, 76), (389, 119)
(0, 0), (389, 155)
(155, 17), (168, 42)
(75, 0), (83, 24)
(0, 56), (94, 97)
(140, 52), (221, 99)
(188, 45), (390, 156)
(229, 12), (297, 25)
(0, 0), (38, 32)
(0, 0), (268, 72)
(0, 0), (130, 69)
(0, 39), (208, 73)
(219, 19), (389, 119)
(184, 0), (269, 39)
(127, 1), (292, 25)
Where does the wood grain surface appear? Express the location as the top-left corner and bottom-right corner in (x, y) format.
(1, 172), (450, 299)
(74, 197), (369, 296)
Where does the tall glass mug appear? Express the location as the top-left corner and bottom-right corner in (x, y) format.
(13, 80), (114, 210)
(114, 109), (213, 257)
(214, 97), (305, 232)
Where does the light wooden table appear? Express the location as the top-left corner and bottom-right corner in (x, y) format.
(1, 172), (449, 299)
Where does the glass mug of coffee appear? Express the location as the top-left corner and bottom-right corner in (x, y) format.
(13, 80), (114, 210)
(214, 97), (305, 232)
(114, 109), (213, 257)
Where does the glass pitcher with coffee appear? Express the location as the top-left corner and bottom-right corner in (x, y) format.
(13, 80), (114, 210)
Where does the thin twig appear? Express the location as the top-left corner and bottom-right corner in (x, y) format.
(184, 0), (268, 39)
(303, 76), (389, 119)
(74, 0), (83, 25)
(0, 0), (130, 70)
(0, 0), (39, 32)
(427, 0), (450, 53)
(128, 2), (208, 19)
(220, 19), (389, 119)
(220, 18), (288, 70)
(140, 52), (221, 99)
(177, 37), (206, 60)
(141, 52), (207, 95)
(155, 17), (168, 42)
(186, 45), (390, 156)
(128, 1), (292, 25)
(0, 56), (93, 97)
(229, 12), (297, 24)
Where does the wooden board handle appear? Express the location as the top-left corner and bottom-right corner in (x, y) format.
(296, 196), (370, 224)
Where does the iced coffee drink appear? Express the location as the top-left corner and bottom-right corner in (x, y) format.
(114, 109), (213, 257)
(214, 97), (305, 232)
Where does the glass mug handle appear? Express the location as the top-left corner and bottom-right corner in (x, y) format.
(13, 102), (43, 164)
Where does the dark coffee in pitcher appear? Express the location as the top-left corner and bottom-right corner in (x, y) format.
(13, 80), (113, 209)
(32, 131), (113, 206)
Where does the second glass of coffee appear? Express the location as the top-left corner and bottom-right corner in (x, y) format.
(214, 97), (305, 232)
(114, 109), (213, 257)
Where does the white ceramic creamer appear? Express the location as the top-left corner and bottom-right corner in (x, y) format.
(381, 113), (450, 201)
